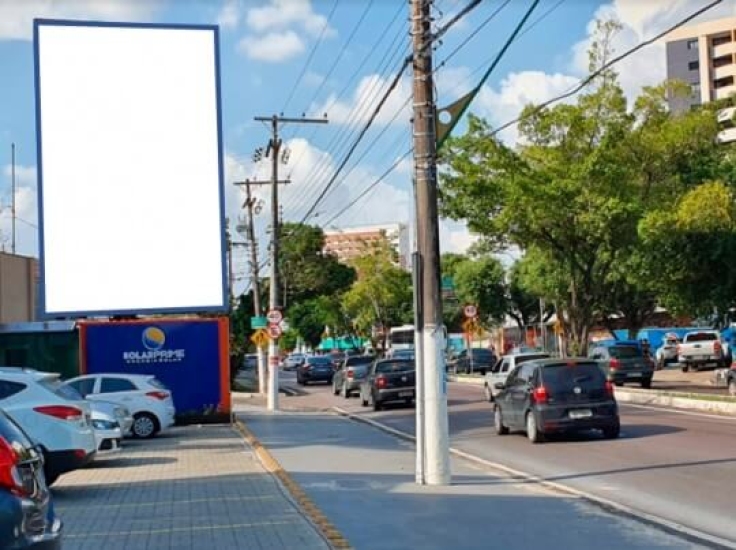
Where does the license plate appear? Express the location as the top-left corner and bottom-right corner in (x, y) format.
(569, 409), (592, 419)
(694, 356), (706, 361)
(627, 372), (642, 377)
(399, 391), (413, 398)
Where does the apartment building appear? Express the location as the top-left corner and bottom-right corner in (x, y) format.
(324, 223), (410, 269)
(665, 16), (736, 113)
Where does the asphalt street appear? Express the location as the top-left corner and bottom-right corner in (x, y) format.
(278, 369), (736, 545)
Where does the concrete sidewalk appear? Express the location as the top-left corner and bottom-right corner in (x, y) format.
(238, 407), (710, 550)
(53, 425), (330, 550)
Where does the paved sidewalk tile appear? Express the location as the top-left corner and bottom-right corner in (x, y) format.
(52, 425), (329, 550)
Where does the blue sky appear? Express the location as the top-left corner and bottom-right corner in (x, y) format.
(0, 0), (733, 294)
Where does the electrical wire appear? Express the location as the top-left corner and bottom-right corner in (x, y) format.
(298, 58), (411, 224)
(280, 0), (339, 114)
(490, 0), (724, 138)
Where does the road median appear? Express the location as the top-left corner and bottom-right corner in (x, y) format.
(447, 374), (736, 416)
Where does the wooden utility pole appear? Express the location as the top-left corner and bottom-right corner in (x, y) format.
(411, 0), (450, 485)
(11, 143), (16, 254)
(253, 114), (327, 411)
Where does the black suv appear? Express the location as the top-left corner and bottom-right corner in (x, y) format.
(493, 358), (620, 443)
(0, 408), (62, 548)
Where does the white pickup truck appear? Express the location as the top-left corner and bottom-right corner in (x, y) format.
(678, 330), (726, 372)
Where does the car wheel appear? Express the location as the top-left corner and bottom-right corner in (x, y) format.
(361, 392), (368, 407)
(682, 364), (689, 373)
(373, 394), (382, 411)
(341, 382), (350, 399)
(729, 379), (736, 397)
(132, 412), (159, 439)
(332, 379), (339, 396)
(494, 407), (509, 435)
(44, 470), (59, 487)
(525, 412), (544, 444)
(641, 377), (652, 389)
(602, 421), (620, 439)
(614, 380), (624, 387)
(484, 384), (493, 403)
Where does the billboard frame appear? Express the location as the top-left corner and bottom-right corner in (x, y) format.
(33, 19), (228, 318)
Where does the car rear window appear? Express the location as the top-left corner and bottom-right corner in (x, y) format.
(541, 362), (607, 391)
(38, 377), (83, 401)
(307, 357), (332, 365)
(516, 354), (549, 365)
(470, 350), (493, 359)
(608, 346), (642, 358)
(346, 356), (373, 366)
(376, 361), (414, 374)
(685, 332), (718, 342)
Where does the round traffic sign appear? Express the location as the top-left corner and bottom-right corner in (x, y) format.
(464, 304), (477, 318)
(267, 324), (282, 339)
(266, 309), (283, 325)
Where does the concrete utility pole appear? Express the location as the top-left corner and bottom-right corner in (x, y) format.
(246, 181), (266, 394)
(411, 0), (451, 485)
(253, 114), (327, 411)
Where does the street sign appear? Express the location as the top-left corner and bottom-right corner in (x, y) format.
(250, 316), (267, 329)
(266, 309), (283, 325)
(250, 329), (269, 348)
(464, 304), (477, 318)
(267, 324), (282, 339)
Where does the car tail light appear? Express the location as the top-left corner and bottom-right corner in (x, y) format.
(146, 391), (169, 400)
(34, 405), (83, 421)
(731, 361), (736, 371)
(609, 358), (620, 371)
(531, 385), (548, 404)
(605, 380), (615, 398)
(714, 341), (722, 357)
(376, 375), (387, 389)
(347, 370), (354, 379)
(0, 437), (29, 497)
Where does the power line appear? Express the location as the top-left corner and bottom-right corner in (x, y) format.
(320, 147), (413, 228)
(490, 0), (723, 138)
(281, 0), (339, 114)
(298, 58), (411, 224)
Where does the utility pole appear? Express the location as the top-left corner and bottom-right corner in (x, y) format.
(11, 143), (16, 254)
(411, 0), (450, 485)
(253, 114), (327, 411)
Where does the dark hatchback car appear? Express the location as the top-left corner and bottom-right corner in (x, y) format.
(493, 358), (620, 443)
(360, 359), (415, 411)
(589, 342), (655, 388)
(0, 408), (62, 549)
(296, 356), (335, 385)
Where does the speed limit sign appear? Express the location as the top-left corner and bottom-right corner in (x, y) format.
(464, 304), (477, 318)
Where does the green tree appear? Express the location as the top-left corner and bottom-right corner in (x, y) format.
(507, 257), (554, 329)
(343, 238), (413, 350)
(278, 223), (356, 308)
(453, 256), (507, 327)
(287, 295), (344, 348)
(438, 19), (729, 354)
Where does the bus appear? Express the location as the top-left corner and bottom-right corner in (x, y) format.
(387, 324), (448, 356)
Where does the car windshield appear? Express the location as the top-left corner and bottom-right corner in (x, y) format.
(542, 362), (607, 392)
(376, 361), (414, 374)
(686, 333), (718, 342)
(38, 377), (83, 400)
(608, 346), (642, 358)
(308, 357), (332, 365)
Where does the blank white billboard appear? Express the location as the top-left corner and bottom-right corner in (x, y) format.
(34, 21), (227, 317)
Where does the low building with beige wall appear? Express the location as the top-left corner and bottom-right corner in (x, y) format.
(0, 252), (38, 323)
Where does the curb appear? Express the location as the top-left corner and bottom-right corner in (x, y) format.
(234, 419), (352, 549)
(332, 406), (736, 550)
(447, 375), (736, 416)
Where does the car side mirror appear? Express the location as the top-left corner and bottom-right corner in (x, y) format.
(494, 382), (505, 390)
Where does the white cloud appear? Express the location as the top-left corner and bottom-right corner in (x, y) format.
(440, 221), (478, 254)
(0, 165), (38, 256)
(246, 0), (335, 38)
(217, 0), (242, 30)
(303, 70), (325, 88)
(313, 73), (412, 126)
(238, 30), (305, 62)
(0, 0), (161, 41)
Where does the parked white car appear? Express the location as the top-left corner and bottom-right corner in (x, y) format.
(0, 367), (96, 485)
(63, 374), (175, 438)
(89, 401), (124, 453)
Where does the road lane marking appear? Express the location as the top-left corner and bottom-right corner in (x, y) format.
(623, 403), (736, 422)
